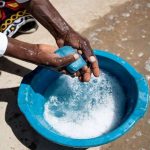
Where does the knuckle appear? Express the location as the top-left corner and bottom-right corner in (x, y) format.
(51, 58), (60, 67)
(56, 58), (63, 66)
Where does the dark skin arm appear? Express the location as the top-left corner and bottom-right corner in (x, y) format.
(22, 0), (100, 82)
(5, 38), (79, 72)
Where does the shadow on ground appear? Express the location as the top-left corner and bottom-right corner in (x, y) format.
(0, 57), (85, 150)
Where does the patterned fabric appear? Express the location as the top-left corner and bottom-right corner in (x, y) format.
(0, 0), (35, 37)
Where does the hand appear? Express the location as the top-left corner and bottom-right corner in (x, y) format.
(33, 44), (79, 73)
(5, 38), (79, 74)
(23, 0), (99, 82)
(56, 30), (100, 82)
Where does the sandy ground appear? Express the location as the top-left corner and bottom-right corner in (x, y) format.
(0, 0), (150, 150)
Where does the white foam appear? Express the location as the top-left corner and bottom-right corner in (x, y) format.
(43, 71), (126, 139)
(145, 57), (150, 72)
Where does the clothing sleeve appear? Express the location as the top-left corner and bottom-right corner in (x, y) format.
(16, 0), (30, 3)
(0, 33), (8, 57)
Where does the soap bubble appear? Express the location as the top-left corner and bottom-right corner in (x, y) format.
(44, 70), (126, 139)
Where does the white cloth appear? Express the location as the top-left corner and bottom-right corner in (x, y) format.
(0, 33), (8, 57)
(16, 0), (30, 3)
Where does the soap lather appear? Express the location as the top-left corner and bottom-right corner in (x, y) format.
(55, 46), (87, 73)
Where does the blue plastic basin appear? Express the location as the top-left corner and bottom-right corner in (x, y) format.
(18, 50), (149, 148)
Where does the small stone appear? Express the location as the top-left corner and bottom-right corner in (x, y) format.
(136, 131), (142, 137)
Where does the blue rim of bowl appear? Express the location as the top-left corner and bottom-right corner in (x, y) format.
(18, 50), (149, 148)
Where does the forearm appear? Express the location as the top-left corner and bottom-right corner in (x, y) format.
(23, 0), (73, 39)
(5, 38), (38, 62)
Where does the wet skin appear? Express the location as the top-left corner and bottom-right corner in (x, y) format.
(5, 38), (79, 73)
(5, 0), (100, 81)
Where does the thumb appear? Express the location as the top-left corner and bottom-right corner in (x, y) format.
(56, 53), (79, 68)
(56, 39), (65, 48)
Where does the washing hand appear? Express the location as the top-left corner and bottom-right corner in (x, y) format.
(56, 30), (100, 81)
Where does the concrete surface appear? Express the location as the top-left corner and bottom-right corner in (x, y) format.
(0, 0), (150, 150)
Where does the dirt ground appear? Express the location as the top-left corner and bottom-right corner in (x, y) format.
(0, 0), (150, 150)
(83, 0), (150, 150)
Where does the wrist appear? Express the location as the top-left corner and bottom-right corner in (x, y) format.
(52, 23), (74, 40)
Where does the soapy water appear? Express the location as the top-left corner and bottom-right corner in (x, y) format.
(43, 70), (126, 139)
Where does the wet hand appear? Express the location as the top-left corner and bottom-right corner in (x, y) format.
(5, 38), (79, 74)
(33, 44), (79, 73)
(56, 30), (100, 82)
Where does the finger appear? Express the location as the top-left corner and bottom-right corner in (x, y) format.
(81, 41), (94, 61)
(60, 69), (76, 78)
(55, 53), (79, 68)
(81, 66), (91, 82)
(80, 41), (100, 76)
(70, 73), (76, 78)
(60, 69), (67, 74)
(76, 71), (81, 77)
(91, 58), (100, 77)
(78, 76), (83, 82)
(77, 50), (83, 55)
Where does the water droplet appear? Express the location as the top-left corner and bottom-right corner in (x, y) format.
(122, 12), (130, 17)
(121, 38), (128, 41)
(138, 52), (144, 57)
(142, 35), (146, 38)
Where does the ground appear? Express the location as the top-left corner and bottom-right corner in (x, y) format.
(0, 0), (150, 150)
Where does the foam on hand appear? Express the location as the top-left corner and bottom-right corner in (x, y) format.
(43, 70), (126, 139)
